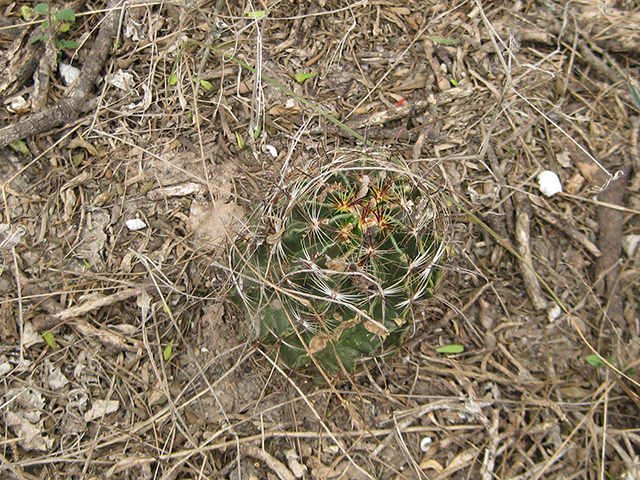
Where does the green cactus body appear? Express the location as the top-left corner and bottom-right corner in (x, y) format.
(232, 149), (449, 374)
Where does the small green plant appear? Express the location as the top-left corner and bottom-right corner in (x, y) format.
(586, 354), (635, 375)
(231, 149), (450, 375)
(163, 339), (175, 360)
(28, 3), (79, 50)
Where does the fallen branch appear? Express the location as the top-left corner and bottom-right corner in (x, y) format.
(0, 0), (120, 148)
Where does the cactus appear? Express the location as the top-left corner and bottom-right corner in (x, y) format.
(231, 149), (449, 374)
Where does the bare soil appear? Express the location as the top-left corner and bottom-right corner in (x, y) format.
(0, 1), (639, 479)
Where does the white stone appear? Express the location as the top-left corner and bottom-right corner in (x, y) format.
(125, 218), (147, 231)
(538, 170), (563, 197)
(59, 63), (81, 86)
(420, 436), (433, 452)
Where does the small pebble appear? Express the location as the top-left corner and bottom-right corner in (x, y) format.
(538, 170), (563, 197)
(420, 436), (433, 452)
(264, 144), (278, 158)
(59, 63), (81, 86)
(125, 218), (147, 231)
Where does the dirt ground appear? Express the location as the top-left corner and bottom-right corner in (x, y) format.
(0, 0), (639, 478)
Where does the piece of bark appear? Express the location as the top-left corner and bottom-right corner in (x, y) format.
(595, 162), (631, 328)
(514, 192), (547, 311)
(0, 0), (119, 148)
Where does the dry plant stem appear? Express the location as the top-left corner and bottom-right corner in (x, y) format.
(0, 0), (119, 148)
(32, 285), (155, 332)
(480, 410), (500, 480)
(73, 320), (140, 352)
(578, 42), (624, 87)
(514, 192), (547, 310)
(241, 444), (296, 480)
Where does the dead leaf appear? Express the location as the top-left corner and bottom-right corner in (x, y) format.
(309, 317), (363, 354)
(285, 449), (308, 478)
(21, 321), (43, 348)
(47, 362), (69, 390)
(388, 7), (411, 15)
(0, 302), (17, 342)
(556, 149), (572, 168)
(559, 386), (591, 399)
(565, 172), (585, 194)
(363, 319), (389, 339)
(0, 223), (27, 251)
(565, 141), (608, 186)
(67, 134), (98, 155)
(5, 411), (54, 451)
(419, 459), (443, 471)
(84, 399), (120, 421)
(308, 334), (328, 355)
(311, 466), (340, 479)
(75, 208), (110, 268)
(442, 448), (478, 475)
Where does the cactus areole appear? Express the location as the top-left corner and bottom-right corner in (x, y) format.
(231, 149), (449, 374)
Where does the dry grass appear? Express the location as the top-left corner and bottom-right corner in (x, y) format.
(0, 0), (639, 478)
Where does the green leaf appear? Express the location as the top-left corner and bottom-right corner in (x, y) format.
(235, 131), (245, 149)
(29, 34), (45, 44)
(628, 78), (640, 111)
(41, 20), (49, 31)
(436, 344), (464, 354)
(140, 180), (155, 195)
(72, 152), (84, 168)
(42, 331), (58, 350)
(56, 9), (76, 21)
(430, 36), (461, 46)
(294, 72), (318, 83)
(168, 73), (177, 86)
(21, 6), (34, 20)
(586, 354), (608, 367)
(34, 3), (49, 15)
(9, 140), (29, 154)
(192, 78), (213, 90)
(450, 78), (459, 87)
(253, 122), (262, 139)
(59, 23), (70, 32)
(163, 339), (175, 360)
(58, 39), (79, 49)
(245, 10), (266, 19)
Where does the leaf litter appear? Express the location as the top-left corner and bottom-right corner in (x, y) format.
(0, 0), (639, 478)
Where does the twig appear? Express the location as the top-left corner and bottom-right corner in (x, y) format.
(514, 192), (547, 310)
(242, 444), (296, 480)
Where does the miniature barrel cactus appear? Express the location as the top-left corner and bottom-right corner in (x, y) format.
(231, 149), (449, 374)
